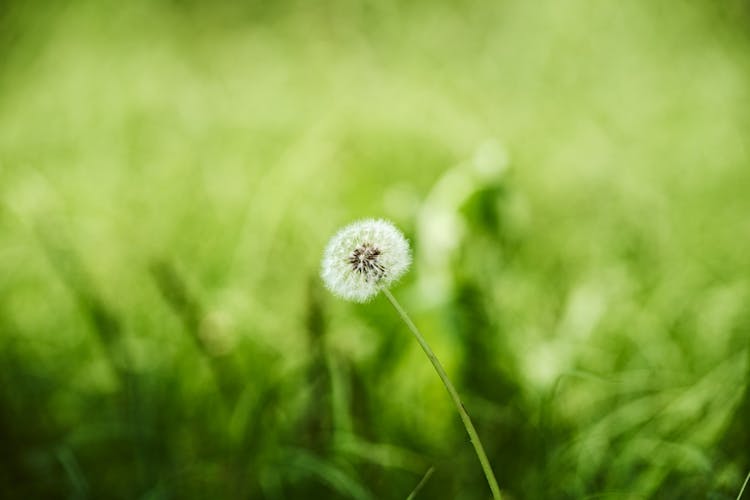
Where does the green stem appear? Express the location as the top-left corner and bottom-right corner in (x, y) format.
(383, 289), (502, 500)
(737, 470), (750, 500)
(406, 466), (434, 500)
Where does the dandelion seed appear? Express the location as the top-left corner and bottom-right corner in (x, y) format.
(319, 217), (502, 499)
(321, 219), (411, 302)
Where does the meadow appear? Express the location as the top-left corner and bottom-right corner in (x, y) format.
(1, 0), (749, 498)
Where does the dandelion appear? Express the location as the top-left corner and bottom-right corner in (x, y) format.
(321, 218), (503, 500)
(320, 219), (411, 303)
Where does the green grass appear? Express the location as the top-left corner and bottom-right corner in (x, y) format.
(1, 0), (749, 498)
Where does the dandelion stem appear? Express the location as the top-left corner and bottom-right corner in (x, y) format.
(383, 289), (502, 500)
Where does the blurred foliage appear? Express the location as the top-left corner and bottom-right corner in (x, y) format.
(1, 0), (750, 498)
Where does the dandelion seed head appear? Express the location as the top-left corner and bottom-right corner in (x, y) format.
(321, 219), (411, 302)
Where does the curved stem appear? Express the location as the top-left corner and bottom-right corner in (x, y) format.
(383, 289), (502, 500)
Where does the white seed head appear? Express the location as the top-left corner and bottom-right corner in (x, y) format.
(321, 219), (412, 302)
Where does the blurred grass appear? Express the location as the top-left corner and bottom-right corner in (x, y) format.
(1, 0), (750, 498)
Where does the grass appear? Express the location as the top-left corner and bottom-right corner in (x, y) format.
(1, 0), (749, 498)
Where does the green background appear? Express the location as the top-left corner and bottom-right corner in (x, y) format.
(1, 0), (749, 498)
